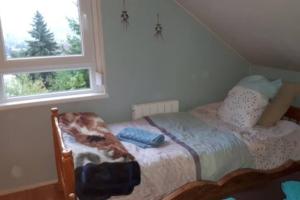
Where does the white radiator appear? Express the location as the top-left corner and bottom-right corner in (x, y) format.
(132, 100), (179, 120)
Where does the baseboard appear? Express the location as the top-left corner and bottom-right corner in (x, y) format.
(0, 179), (58, 196)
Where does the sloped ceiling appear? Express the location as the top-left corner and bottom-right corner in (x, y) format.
(176, 0), (300, 71)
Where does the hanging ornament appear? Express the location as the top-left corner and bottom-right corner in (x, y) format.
(121, 0), (129, 31)
(154, 13), (163, 39)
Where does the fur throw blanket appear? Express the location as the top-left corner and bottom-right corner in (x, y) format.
(59, 112), (134, 161)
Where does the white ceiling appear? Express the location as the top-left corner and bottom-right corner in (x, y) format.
(176, 0), (300, 71)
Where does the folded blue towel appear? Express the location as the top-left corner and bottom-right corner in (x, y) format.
(281, 181), (300, 200)
(117, 128), (165, 148)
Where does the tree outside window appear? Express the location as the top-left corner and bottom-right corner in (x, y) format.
(5, 8), (90, 97)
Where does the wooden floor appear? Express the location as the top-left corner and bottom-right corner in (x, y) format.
(0, 183), (64, 200)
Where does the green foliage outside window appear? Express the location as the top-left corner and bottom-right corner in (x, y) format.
(63, 18), (82, 55)
(5, 69), (90, 97)
(48, 69), (90, 91)
(5, 75), (48, 97)
(6, 10), (90, 97)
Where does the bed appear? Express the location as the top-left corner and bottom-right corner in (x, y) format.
(51, 103), (300, 200)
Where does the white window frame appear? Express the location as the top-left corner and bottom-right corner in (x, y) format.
(0, 0), (107, 109)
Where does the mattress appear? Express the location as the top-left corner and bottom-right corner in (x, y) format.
(63, 103), (300, 200)
(191, 103), (300, 170)
(108, 112), (253, 200)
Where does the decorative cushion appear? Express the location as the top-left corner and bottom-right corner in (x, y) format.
(218, 86), (268, 128)
(238, 75), (282, 99)
(258, 83), (300, 127)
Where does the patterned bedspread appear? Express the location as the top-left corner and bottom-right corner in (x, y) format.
(191, 103), (300, 169)
(146, 113), (254, 181)
(61, 104), (300, 200)
(108, 113), (254, 200)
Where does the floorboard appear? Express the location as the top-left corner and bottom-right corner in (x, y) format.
(0, 183), (64, 200)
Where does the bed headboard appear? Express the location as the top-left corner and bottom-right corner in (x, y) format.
(284, 106), (300, 124)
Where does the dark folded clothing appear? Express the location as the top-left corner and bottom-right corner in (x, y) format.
(75, 161), (141, 200)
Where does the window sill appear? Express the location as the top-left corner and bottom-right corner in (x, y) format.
(0, 92), (108, 111)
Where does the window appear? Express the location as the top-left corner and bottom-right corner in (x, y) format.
(0, 0), (105, 108)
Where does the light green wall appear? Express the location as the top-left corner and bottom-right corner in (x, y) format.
(251, 65), (300, 106)
(0, 0), (250, 191)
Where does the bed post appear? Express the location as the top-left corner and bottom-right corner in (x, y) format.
(51, 108), (76, 200)
(51, 108), (63, 191)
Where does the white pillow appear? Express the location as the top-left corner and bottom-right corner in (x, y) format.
(218, 86), (268, 128)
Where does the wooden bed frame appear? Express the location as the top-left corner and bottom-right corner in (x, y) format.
(51, 106), (300, 200)
(163, 160), (300, 200)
